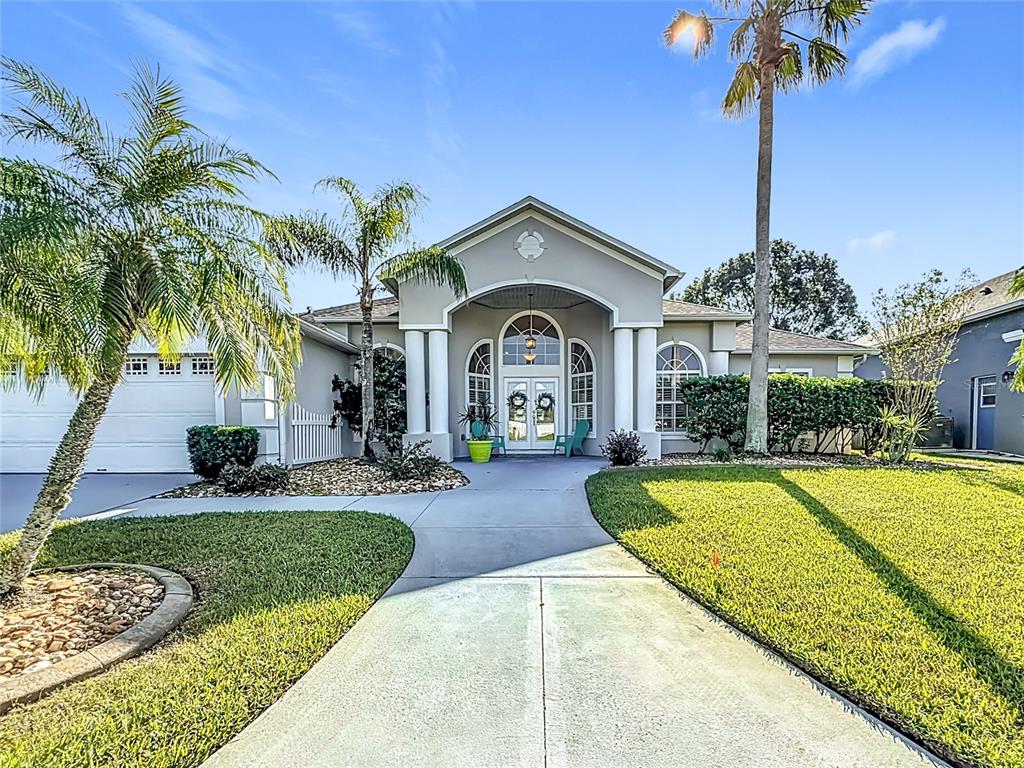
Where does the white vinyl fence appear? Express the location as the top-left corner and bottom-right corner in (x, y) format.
(289, 403), (346, 465)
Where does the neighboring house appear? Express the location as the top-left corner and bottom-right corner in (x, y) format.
(856, 269), (1024, 454)
(0, 196), (878, 471)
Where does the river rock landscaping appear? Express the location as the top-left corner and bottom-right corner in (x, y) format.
(0, 569), (162, 678)
(162, 457), (469, 498)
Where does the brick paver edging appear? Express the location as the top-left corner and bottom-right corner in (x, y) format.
(0, 563), (193, 713)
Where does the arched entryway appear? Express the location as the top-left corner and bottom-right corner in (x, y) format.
(499, 309), (564, 451)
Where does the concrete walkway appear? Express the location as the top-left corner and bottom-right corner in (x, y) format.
(123, 458), (943, 768)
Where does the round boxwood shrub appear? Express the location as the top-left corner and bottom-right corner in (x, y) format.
(186, 425), (260, 479)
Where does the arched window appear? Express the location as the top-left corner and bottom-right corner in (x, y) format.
(466, 340), (493, 410)
(373, 343), (405, 362)
(656, 342), (705, 433)
(569, 340), (595, 436)
(502, 315), (560, 365)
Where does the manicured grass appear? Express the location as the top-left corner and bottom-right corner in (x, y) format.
(0, 511), (413, 768)
(587, 461), (1024, 768)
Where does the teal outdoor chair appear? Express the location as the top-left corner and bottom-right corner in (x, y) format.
(471, 419), (506, 456)
(554, 419), (590, 458)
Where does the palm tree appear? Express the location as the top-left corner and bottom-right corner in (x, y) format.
(268, 179), (467, 460)
(664, 0), (871, 452)
(0, 58), (301, 596)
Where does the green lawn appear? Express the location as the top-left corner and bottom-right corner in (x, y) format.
(587, 461), (1024, 768)
(0, 511), (413, 768)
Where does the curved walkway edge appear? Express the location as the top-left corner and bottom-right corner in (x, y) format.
(123, 458), (947, 768)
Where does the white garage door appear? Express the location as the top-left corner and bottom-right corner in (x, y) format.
(1, 354), (217, 473)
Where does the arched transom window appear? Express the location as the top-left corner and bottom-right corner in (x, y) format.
(374, 343), (405, 362)
(466, 340), (493, 409)
(569, 340), (595, 436)
(656, 342), (705, 433)
(502, 316), (560, 366)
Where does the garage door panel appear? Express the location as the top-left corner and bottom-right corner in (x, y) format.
(1, 356), (217, 472)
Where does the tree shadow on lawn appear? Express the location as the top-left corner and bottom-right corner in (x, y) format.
(769, 472), (1024, 718)
(603, 465), (1024, 719)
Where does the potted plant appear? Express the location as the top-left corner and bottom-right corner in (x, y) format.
(458, 401), (499, 463)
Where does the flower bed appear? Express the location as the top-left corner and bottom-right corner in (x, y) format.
(0, 568), (162, 679)
(162, 457), (468, 498)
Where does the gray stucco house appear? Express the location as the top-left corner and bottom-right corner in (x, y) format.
(856, 269), (1024, 454)
(301, 197), (876, 461)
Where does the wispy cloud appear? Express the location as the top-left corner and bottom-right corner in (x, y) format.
(120, 4), (245, 119)
(328, 8), (400, 57)
(848, 230), (896, 253)
(850, 18), (945, 88)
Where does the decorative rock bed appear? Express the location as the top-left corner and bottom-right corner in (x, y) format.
(161, 457), (469, 498)
(0, 564), (192, 712)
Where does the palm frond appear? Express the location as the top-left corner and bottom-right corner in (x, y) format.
(817, 0), (871, 44)
(263, 213), (359, 274)
(806, 38), (848, 85)
(728, 16), (756, 61)
(722, 61), (760, 119)
(378, 245), (468, 298)
(663, 10), (715, 60)
(775, 42), (804, 92)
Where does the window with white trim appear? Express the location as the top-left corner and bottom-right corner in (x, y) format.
(374, 344), (405, 362)
(191, 356), (215, 375)
(769, 367), (812, 377)
(979, 378), (996, 408)
(655, 343), (704, 433)
(569, 341), (595, 435)
(503, 316), (559, 365)
(159, 360), (181, 375)
(124, 356), (148, 376)
(466, 340), (493, 409)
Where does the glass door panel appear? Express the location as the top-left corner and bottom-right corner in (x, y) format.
(533, 379), (557, 444)
(505, 379), (529, 448)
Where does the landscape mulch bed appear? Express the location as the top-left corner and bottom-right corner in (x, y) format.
(0, 569), (163, 679)
(161, 457), (469, 498)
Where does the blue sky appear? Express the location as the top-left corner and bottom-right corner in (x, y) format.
(4, 1), (1022, 317)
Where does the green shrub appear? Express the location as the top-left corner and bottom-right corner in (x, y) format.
(186, 425), (260, 479)
(677, 375), (748, 451)
(711, 446), (733, 463)
(377, 440), (442, 481)
(677, 375), (934, 454)
(218, 462), (288, 494)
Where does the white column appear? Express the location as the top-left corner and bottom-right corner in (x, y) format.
(613, 328), (634, 431)
(404, 330), (426, 434)
(428, 330), (449, 434)
(708, 351), (730, 376)
(635, 328), (657, 433)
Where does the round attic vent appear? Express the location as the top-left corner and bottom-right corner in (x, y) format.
(515, 231), (546, 262)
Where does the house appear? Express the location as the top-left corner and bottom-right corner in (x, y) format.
(856, 269), (1023, 454)
(0, 197), (877, 472)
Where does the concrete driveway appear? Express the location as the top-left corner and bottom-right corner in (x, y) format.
(160, 456), (945, 768)
(0, 473), (194, 533)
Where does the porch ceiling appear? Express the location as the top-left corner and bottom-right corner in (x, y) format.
(470, 285), (593, 311)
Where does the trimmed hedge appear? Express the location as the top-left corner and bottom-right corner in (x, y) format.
(676, 375), (925, 453)
(186, 425), (260, 479)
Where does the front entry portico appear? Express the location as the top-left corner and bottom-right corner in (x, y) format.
(504, 377), (560, 451)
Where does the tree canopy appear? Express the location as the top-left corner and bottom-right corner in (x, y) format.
(680, 240), (869, 340)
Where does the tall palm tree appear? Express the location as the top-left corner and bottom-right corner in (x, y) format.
(0, 58), (301, 596)
(664, 0), (871, 452)
(268, 179), (467, 460)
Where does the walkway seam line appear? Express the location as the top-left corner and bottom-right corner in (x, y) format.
(409, 492), (443, 527)
(539, 575), (548, 768)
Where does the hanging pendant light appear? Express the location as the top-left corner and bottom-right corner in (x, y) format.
(523, 290), (537, 363)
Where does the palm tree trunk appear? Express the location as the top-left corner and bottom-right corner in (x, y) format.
(744, 63), (776, 455)
(359, 285), (376, 461)
(0, 360), (123, 597)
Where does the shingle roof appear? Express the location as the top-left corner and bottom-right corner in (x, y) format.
(965, 269), (1022, 320)
(661, 299), (752, 320)
(301, 297), (399, 321)
(734, 323), (876, 354)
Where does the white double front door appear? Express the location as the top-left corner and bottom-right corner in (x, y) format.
(503, 377), (560, 451)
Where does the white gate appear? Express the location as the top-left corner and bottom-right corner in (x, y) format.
(289, 404), (345, 465)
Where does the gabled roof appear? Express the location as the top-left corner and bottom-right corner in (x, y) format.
(300, 297), (400, 323)
(734, 323), (877, 355)
(298, 317), (360, 353)
(437, 196), (683, 293)
(662, 298), (751, 321)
